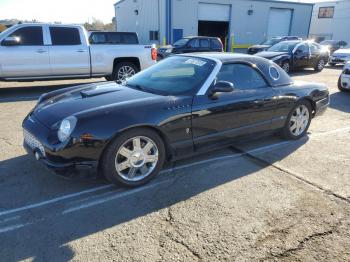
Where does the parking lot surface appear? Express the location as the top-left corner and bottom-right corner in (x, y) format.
(1, 67), (350, 261)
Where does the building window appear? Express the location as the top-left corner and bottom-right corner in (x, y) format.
(149, 31), (159, 41)
(318, 7), (334, 18)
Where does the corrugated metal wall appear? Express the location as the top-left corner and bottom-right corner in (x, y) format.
(115, 0), (313, 47)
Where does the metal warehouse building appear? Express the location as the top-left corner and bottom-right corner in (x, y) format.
(309, 0), (350, 44)
(114, 0), (313, 50)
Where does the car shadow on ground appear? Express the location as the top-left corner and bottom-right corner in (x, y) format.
(0, 80), (105, 103)
(330, 91), (350, 113)
(0, 135), (308, 261)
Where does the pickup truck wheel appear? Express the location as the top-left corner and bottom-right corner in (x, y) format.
(111, 62), (139, 84)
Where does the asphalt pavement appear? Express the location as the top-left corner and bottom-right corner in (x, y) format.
(1, 67), (350, 261)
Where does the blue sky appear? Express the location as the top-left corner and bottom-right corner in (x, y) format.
(0, 0), (116, 23)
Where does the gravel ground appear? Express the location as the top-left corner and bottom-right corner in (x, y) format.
(1, 66), (350, 261)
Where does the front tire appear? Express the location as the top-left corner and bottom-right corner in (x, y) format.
(101, 128), (166, 188)
(281, 101), (312, 140)
(314, 59), (325, 72)
(338, 76), (348, 92)
(109, 62), (139, 84)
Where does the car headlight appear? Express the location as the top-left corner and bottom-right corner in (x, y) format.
(165, 49), (172, 53)
(57, 116), (77, 142)
(272, 55), (284, 62)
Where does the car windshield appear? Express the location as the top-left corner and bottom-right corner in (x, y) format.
(125, 56), (215, 95)
(268, 42), (298, 52)
(173, 38), (189, 47)
(261, 38), (281, 46)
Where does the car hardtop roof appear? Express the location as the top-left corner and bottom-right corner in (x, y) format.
(178, 52), (293, 87)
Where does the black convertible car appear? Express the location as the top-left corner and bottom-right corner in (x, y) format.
(23, 53), (329, 187)
(256, 40), (330, 73)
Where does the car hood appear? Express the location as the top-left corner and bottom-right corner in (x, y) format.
(249, 45), (270, 50)
(333, 49), (350, 56)
(255, 51), (288, 59)
(33, 82), (161, 127)
(158, 45), (173, 51)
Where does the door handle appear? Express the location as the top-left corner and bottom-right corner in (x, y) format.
(76, 49), (85, 53)
(36, 49), (46, 53)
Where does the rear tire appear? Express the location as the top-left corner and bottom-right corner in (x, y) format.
(281, 100), (312, 140)
(109, 62), (139, 84)
(281, 61), (291, 73)
(314, 59), (325, 72)
(101, 128), (166, 188)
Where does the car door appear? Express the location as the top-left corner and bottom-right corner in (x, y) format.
(192, 63), (277, 151)
(293, 43), (310, 68)
(48, 26), (90, 76)
(309, 43), (322, 66)
(0, 25), (50, 78)
(183, 38), (200, 53)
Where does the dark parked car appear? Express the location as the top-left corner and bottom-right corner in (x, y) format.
(247, 36), (301, 55)
(89, 31), (139, 45)
(256, 40), (330, 73)
(22, 53), (329, 187)
(320, 40), (347, 55)
(157, 36), (223, 60)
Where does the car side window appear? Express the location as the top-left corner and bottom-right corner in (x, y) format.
(50, 27), (81, 45)
(211, 39), (222, 49)
(188, 39), (200, 48)
(90, 33), (107, 44)
(122, 34), (138, 44)
(200, 39), (210, 48)
(310, 43), (321, 54)
(9, 26), (43, 46)
(296, 44), (308, 53)
(216, 64), (267, 90)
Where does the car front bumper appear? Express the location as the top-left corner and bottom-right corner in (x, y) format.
(330, 57), (350, 64)
(22, 114), (98, 177)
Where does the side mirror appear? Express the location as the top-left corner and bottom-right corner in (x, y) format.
(209, 81), (234, 97)
(2, 37), (20, 46)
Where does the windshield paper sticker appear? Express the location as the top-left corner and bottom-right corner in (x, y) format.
(184, 59), (206, 67)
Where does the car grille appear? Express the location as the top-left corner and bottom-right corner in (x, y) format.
(23, 129), (46, 157)
(344, 69), (350, 75)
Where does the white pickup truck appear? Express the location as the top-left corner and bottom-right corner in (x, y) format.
(0, 23), (157, 83)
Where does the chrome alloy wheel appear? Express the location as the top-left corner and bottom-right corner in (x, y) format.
(117, 66), (136, 84)
(289, 105), (310, 136)
(115, 136), (159, 182)
(282, 62), (290, 73)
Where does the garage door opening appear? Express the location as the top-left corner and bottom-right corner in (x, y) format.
(198, 21), (229, 51)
